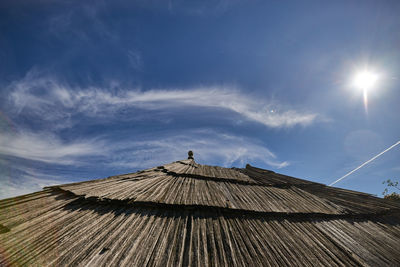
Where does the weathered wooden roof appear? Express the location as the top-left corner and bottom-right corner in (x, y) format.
(1, 159), (400, 266)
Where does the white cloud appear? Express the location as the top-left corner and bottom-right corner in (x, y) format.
(0, 127), (287, 170)
(0, 127), (288, 199)
(8, 72), (318, 129)
(0, 173), (68, 200)
(0, 157), (71, 199)
(0, 178), (54, 200)
(0, 130), (105, 165)
(1, 72), (302, 199)
(105, 129), (289, 169)
(0, 174), (64, 199)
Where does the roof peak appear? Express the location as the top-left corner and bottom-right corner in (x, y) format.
(188, 150), (194, 160)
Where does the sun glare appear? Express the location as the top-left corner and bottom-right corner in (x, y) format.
(353, 71), (378, 90)
(352, 69), (380, 115)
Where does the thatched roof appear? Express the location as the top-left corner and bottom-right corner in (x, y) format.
(1, 158), (400, 266)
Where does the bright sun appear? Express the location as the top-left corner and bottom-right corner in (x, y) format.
(353, 71), (378, 90)
(352, 69), (380, 114)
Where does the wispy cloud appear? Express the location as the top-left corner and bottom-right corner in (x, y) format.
(8, 72), (319, 128)
(0, 130), (105, 165)
(0, 128), (288, 199)
(127, 49), (143, 70)
(1, 71), (306, 199)
(47, 1), (117, 43)
(106, 129), (289, 169)
(0, 177), (58, 200)
(0, 128), (287, 170)
(0, 158), (70, 199)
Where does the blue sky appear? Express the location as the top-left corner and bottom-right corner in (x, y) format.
(0, 0), (399, 199)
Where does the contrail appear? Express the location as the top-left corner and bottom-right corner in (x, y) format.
(329, 140), (400, 186)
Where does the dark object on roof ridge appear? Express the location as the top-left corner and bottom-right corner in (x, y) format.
(187, 150), (194, 159)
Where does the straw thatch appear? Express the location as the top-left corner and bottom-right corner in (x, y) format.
(1, 159), (400, 266)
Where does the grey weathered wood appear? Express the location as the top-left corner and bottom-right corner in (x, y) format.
(1, 159), (400, 266)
